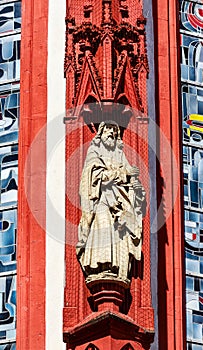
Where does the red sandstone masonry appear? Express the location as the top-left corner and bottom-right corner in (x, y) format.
(64, 1), (154, 349)
(17, 0), (48, 349)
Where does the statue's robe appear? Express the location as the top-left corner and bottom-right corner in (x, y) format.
(76, 139), (145, 283)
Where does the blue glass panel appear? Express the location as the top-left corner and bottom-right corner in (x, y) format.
(186, 252), (198, 260)
(193, 322), (202, 341)
(0, 275), (16, 342)
(0, 210), (16, 274)
(186, 290), (199, 311)
(0, 345), (16, 350)
(181, 34), (203, 84)
(187, 310), (193, 338)
(0, 85), (20, 145)
(181, 64), (189, 80)
(200, 261), (203, 274)
(0, 35), (20, 83)
(193, 345), (203, 350)
(186, 276), (194, 290)
(186, 258), (199, 274)
(0, 146), (18, 209)
(0, 3), (21, 35)
(182, 86), (203, 145)
(0, 2), (21, 348)
(183, 150), (203, 209)
(193, 313), (203, 324)
(180, 1), (203, 34)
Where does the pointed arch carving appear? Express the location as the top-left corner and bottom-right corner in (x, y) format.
(120, 343), (134, 350)
(85, 343), (100, 350)
(64, 0), (149, 114)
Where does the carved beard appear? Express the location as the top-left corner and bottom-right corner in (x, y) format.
(101, 134), (116, 150)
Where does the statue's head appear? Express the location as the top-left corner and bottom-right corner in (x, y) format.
(93, 120), (123, 150)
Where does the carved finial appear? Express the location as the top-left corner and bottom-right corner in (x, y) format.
(66, 16), (75, 26)
(102, 0), (112, 24)
(84, 3), (93, 19)
(119, 0), (129, 19)
(137, 15), (146, 30)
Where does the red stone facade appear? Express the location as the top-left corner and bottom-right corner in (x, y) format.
(16, 0), (186, 349)
(64, 1), (154, 349)
(17, 0), (48, 349)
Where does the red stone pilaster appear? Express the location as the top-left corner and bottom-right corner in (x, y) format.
(17, 1), (48, 349)
(154, 0), (186, 348)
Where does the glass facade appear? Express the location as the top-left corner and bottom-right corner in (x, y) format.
(0, 0), (21, 348)
(180, 0), (203, 348)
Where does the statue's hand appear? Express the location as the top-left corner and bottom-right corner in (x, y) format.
(127, 165), (139, 177)
(131, 180), (146, 200)
(132, 180), (142, 189)
(102, 169), (120, 184)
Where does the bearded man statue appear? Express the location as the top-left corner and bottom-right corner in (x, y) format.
(76, 121), (146, 286)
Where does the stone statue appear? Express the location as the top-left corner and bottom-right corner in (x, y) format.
(76, 121), (146, 286)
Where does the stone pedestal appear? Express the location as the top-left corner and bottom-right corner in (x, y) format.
(64, 278), (154, 349)
(63, 310), (154, 350)
(87, 278), (129, 312)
